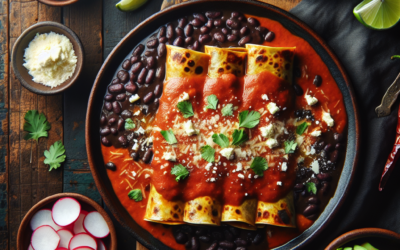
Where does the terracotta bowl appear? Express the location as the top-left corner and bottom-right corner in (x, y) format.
(11, 21), (84, 95)
(37, 0), (80, 7)
(17, 193), (117, 250)
(325, 228), (400, 250)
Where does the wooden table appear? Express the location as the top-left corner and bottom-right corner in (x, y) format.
(0, 0), (300, 249)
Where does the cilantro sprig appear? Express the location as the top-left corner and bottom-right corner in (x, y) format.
(206, 95), (218, 110)
(44, 140), (66, 171)
(231, 129), (249, 146)
(239, 110), (261, 128)
(125, 118), (136, 130)
(171, 164), (190, 182)
(200, 145), (215, 163)
(177, 101), (194, 118)
(128, 189), (143, 202)
(160, 129), (177, 144)
(23, 110), (51, 142)
(392, 55), (400, 60)
(222, 104), (233, 116)
(296, 122), (308, 135)
(212, 133), (229, 148)
(305, 182), (317, 195)
(250, 157), (268, 176)
(284, 140), (297, 154)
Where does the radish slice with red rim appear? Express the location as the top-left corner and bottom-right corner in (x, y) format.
(72, 248), (95, 250)
(31, 225), (60, 250)
(83, 211), (110, 238)
(52, 197), (81, 227)
(56, 229), (73, 248)
(73, 210), (88, 234)
(97, 239), (107, 250)
(68, 233), (97, 250)
(30, 209), (61, 231)
(55, 248), (68, 250)
(28, 244), (33, 250)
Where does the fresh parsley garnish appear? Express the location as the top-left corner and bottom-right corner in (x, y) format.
(296, 122), (308, 135)
(160, 129), (177, 144)
(125, 118), (136, 130)
(171, 164), (190, 182)
(238, 110), (261, 128)
(177, 101), (194, 118)
(250, 157), (268, 176)
(128, 189), (143, 201)
(305, 182), (317, 195)
(44, 140), (66, 171)
(206, 95), (218, 110)
(284, 140), (297, 154)
(221, 104), (233, 116)
(23, 110), (51, 142)
(212, 133), (230, 148)
(231, 129), (249, 146)
(200, 145), (215, 163)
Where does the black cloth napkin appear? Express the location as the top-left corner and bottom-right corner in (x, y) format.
(290, 0), (400, 248)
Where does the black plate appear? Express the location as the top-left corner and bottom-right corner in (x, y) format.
(86, 1), (360, 249)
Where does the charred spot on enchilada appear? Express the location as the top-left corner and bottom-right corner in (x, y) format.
(99, 11), (347, 250)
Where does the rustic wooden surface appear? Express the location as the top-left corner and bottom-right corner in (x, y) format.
(0, 0), (301, 249)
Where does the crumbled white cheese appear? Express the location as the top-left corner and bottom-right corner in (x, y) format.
(129, 94), (140, 103)
(248, 174), (252, 179)
(254, 175), (259, 179)
(266, 138), (279, 149)
(131, 171), (137, 177)
(133, 110), (140, 116)
(297, 157), (304, 163)
(305, 94), (318, 106)
(205, 163), (213, 171)
(132, 142), (139, 151)
(322, 112), (334, 127)
(178, 92), (189, 102)
(163, 171), (167, 175)
(277, 181), (282, 186)
(162, 152), (176, 161)
(209, 178), (216, 182)
(238, 173), (245, 179)
(260, 124), (275, 138)
(236, 163), (243, 171)
(306, 146), (316, 155)
(144, 174), (150, 179)
(136, 126), (145, 135)
(220, 148), (234, 159)
(310, 130), (322, 137)
(311, 160), (320, 174)
(267, 102), (280, 114)
(261, 94), (269, 101)
(184, 120), (199, 136)
(281, 162), (287, 172)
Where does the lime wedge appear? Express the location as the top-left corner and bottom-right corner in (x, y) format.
(353, 0), (400, 30)
(116, 0), (147, 12)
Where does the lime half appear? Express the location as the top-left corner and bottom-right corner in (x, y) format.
(353, 0), (400, 30)
(116, 0), (147, 12)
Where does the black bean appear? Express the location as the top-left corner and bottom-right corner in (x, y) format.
(142, 149), (153, 163)
(175, 232), (188, 244)
(111, 78), (120, 85)
(166, 24), (175, 39)
(193, 13), (207, 23)
(154, 84), (162, 97)
(252, 233), (263, 245)
(105, 162), (116, 171)
(231, 11), (241, 18)
(133, 44), (145, 56)
(252, 31), (262, 44)
(226, 19), (241, 29)
(247, 17), (260, 26)
(303, 204), (319, 217)
(104, 94), (113, 101)
(131, 62), (143, 74)
(122, 59), (131, 70)
(108, 83), (124, 93)
(205, 20), (213, 28)
(206, 243), (218, 250)
(238, 35), (251, 46)
(219, 241), (235, 249)
(240, 27), (249, 36)
(185, 240), (192, 249)
(110, 128), (118, 135)
(116, 93), (126, 101)
(221, 28), (229, 35)
(294, 183), (304, 192)
(157, 44), (166, 58)
(307, 196), (319, 205)
(334, 133), (344, 142)
(101, 137), (111, 146)
(213, 32), (226, 43)
(159, 26), (166, 37)
(199, 34), (212, 44)
(145, 69), (155, 84)
(154, 98), (159, 108)
(293, 83), (303, 96)
(125, 82), (137, 93)
(192, 41), (200, 51)
(317, 141), (325, 149)
(228, 227), (239, 237)
(121, 110), (131, 118)
(173, 36), (184, 47)
(195, 228), (207, 236)
(175, 27), (184, 38)
(129, 72), (137, 82)
(213, 19), (222, 27)
(256, 26), (269, 36)
(206, 11), (222, 19)
(199, 235), (211, 243)
(200, 26), (210, 34)
(236, 248), (246, 250)
(112, 101), (122, 114)
(223, 230), (234, 241)
(146, 56), (156, 69)
(191, 18), (203, 27)
(178, 17), (188, 28)
(247, 231), (256, 241)
(104, 102), (112, 111)
(313, 75), (322, 87)
(330, 150), (339, 163)
(137, 68), (148, 84)
(185, 37), (193, 44)
(117, 70), (129, 83)
(159, 36), (167, 43)
(143, 92), (154, 104)
(234, 238), (248, 247)
(144, 50), (153, 57)
(306, 213), (318, 221)
(100, 127), (111, 136)
(156, 65), (165, 79)
(131, 152), (139, 161)
(184, 24), (194, 37)
(191, 236), (200, 250)
(264, 31), (275, 42)
(100, 115), (107, 125)
(227, 34), (238, 42)
(319, 182), (330, 195)
(231, 29), (240, 36)
(323, 143), (333, 152)
(211, 231), (223, 241)
(117, 118), (125, 131)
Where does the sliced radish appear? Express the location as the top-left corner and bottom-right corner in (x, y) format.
(68, 233), (97, 250)
(73, 210), (88, 234)
(72, 248), (95, 250)
(52, 197), (81, 226)
(28, 244), (34, 250)
(56, 229), (73, 248)
(30, 209), (62, 231)
(97, 239), (106, 250)
(83, 211), (110, 238)
(31, 225), (60, 250)
(55, 248), (68, 250)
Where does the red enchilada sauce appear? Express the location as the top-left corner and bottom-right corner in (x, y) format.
(100, 13), (347, 250)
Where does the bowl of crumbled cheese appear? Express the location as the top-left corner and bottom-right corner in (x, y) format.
(12, 21), (84, 95)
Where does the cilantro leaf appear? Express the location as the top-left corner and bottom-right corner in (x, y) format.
(206, 95), (218, 110)
(231, 129), (249, 146)
(284, 140), (297, 154)
(171, 164), (189, 182)
(296, 122), (308, 135)
(200, 145), (215, 163)
(44, 140), (66, 171)
(221, 104), (233, 116)
(250, 157), (268, 176)
(125, 118), (136, 130)
(212, 133), (230, 148)
(23, 110), (51, 142)
(128, 189), (143, 201)
(392, 55), (400, 60)
(177, 101), (194, 118)
(160, 129), (177, 144)
(238, 110), (261, 128)
(305, 182), (317, 195)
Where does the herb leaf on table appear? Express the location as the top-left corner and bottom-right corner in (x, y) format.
(44, 140), (66, 171)
(23, 110), (51, 142)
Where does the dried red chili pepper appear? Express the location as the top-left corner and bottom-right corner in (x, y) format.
(379, 103), (400, 191)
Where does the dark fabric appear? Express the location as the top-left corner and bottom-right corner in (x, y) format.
(290, 0), (400, 248)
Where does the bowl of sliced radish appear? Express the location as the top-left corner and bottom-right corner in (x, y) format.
(17, 193), (117, 250)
